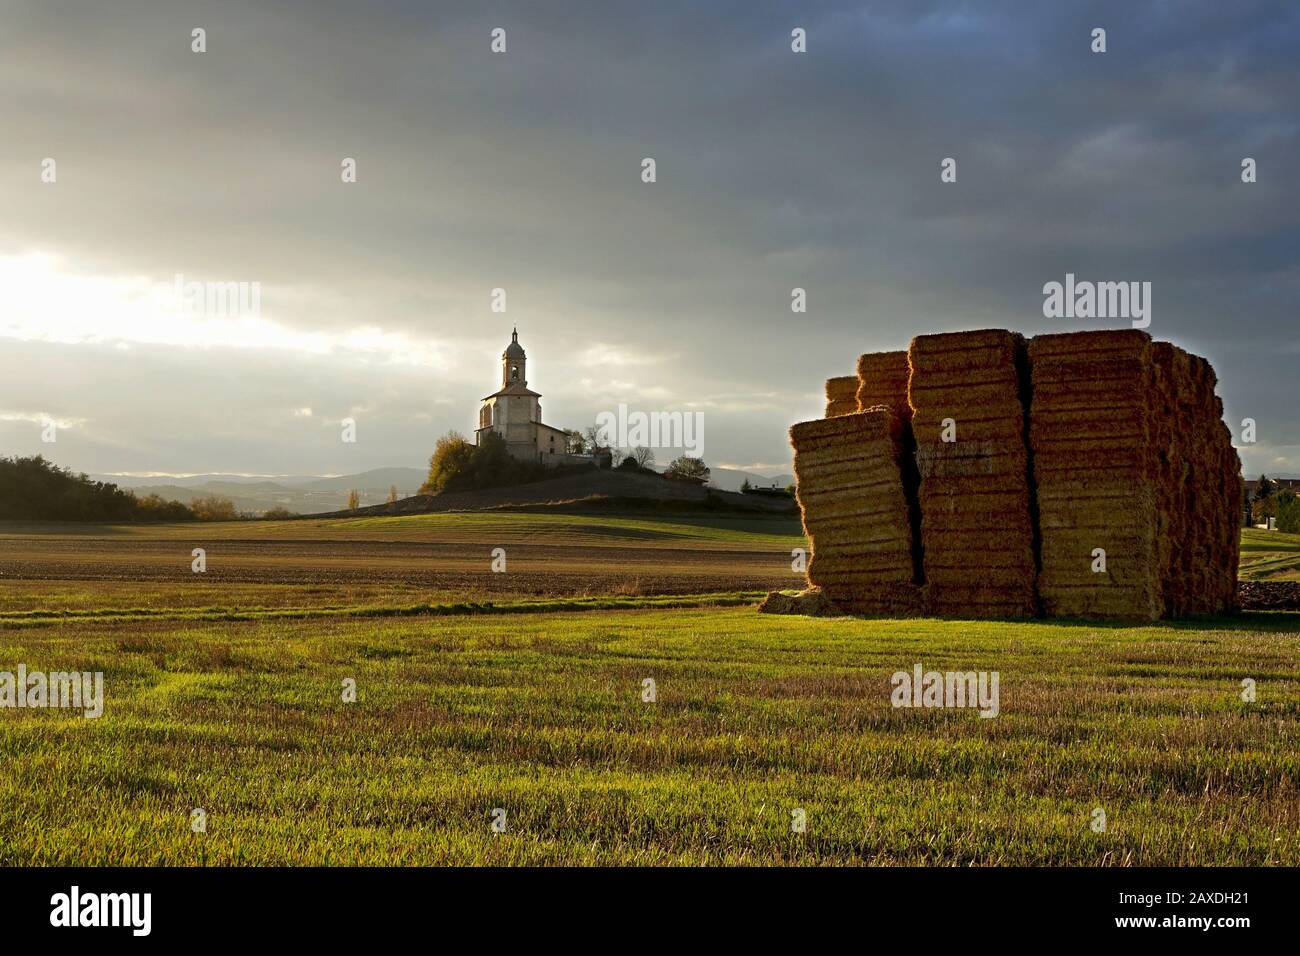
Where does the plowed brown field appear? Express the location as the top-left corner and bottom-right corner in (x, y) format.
(0, 511), (807, 612)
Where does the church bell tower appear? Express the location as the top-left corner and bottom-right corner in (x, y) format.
(502, 328), (527, 387)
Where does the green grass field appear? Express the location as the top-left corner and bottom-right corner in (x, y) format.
(1, 514), (1298, 865)
(1239, 527), (1300, 582)
(0, 510), (807, 548)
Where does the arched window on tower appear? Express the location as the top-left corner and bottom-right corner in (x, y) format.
(510, 365), (519, 381)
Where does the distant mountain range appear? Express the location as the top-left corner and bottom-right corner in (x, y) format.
(89, 460), (1290, 516)
(705, 466), (794, 493)
(90, 467), (429, 515)
(89, 465), (794, 514)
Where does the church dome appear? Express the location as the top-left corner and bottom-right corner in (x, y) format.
(503, 328), (525, 358)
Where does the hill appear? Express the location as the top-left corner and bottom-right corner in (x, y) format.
(324, 467), (796, 517)
(93, 467), (428, 515)
(705, 466), (793, 492)
(87, 465), (796, 514)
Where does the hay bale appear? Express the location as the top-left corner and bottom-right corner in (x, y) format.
(790, 409), (923, 615)
(824, 375), (859, 417)
(908, 330), (1037, 617)
(856, 350), (911, 420)
(757, 588), (844, 616)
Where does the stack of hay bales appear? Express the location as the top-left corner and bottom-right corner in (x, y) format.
(1184, 355), (1242, 614)
(790, 328), (1241, 620)
(1214, 407), (1244, 612)
(824, 376), (858, 418)
(1030, 330), (1242, 619)
(856, 349), (922, 571)
(907, 330), (1038, 617)
(789, 409), (923, 615)
(1149, 343), (1235, 615)
(1151, 342), (1190, 615)
(1029, 330), (1164, 619)
(856, 351), (912, 420)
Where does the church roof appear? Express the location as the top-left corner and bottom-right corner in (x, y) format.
(503, 328), (525, 359)
(482, 382), (541, 400)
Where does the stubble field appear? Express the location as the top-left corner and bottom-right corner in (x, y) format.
(1, 512), (1297, 865)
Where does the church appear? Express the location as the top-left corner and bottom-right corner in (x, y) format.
(475, 329), (578, 465)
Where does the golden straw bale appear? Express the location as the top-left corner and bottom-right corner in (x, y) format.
(790, 409), (923, 615)
(856, 351), (911, 419)
(824, 375), (859, 417)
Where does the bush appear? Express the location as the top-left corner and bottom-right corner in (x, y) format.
(263, 506), (297, 520)
(189, 495), (238, 521)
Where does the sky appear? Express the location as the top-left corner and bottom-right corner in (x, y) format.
(2, 0), (1297, 478)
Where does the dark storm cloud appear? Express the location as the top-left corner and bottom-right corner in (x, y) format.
(1, 0), (1296, 474)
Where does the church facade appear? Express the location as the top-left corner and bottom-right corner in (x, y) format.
(475, 329), (577, 465)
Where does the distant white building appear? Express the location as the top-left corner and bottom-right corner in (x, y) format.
(475, 329), (577, 465)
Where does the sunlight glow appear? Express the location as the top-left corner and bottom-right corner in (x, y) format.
(0, 252), (449, 368)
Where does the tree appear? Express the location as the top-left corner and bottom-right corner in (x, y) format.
(346, 489), (361, 511)
(0, 455), (196, 522)
(189, 495), (237, 521)
(665, 455), (709, 483)
(1255, 474), (1275, 500)
(133, 493), (196, 522)
(565, 429), (587, 454)
(422, 431), (476, 493)
(740, 478), (751, 493)
(583, 424), (607, 451)
(630, 446), (655, 469)
(1277, 492), (1300, 534)
(420, 430), (551, 495)
(263, 506), (296, 519)
(387, 484), (399, 503)
(0, 454), (134, 521)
